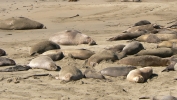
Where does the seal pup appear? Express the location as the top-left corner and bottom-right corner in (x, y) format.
(41, 49), (64, 61)
(56, 66), (83, 82)
(28, 56), (58, 71)
(100, 66), (136, 77)
(29, 41), (60, 56)
(86, 50), (118, 67)
(0, 57), (16, 66)
(135, 48), (173, 58)
(0, 17), (46, 30)
(153, 95), (177, 100)
(118, 55), (169, 66)
(127, 67), (153, 83)
(0, 49), (6, 56)
(133, 20), (151, 26)
(84, 69), (105, 79)
(49, 30), (96, 45)
(0, 65), (31, 72)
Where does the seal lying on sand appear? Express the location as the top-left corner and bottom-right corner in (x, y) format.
(86, 50), (118, 67)
(28, 56), (58, 71)
(42, 51), (64, 61)
(49, 30), (96, 45)
(121, 0), (141, 2)
(133, 20), (151, 26)
(118, 55), (169, 66)
(158, 39), (177, 48)
(153, 95), (177, 100)
(0, 65), (31, 72)
(135, 48), (173, 58)
(162, 56), (177, 72)
(100, 66), (136, 77)
(107, 30), (147, 41)
(29, 41), (60, 56)
(127, 67), (153, 83)
(136, 34), (161, 43)
(104, 44), (125, 53)
(0, 17), (46, 30)
(84, 69), (105, 79)
(0, 57), (16, 66)
(0, 49), (6, 56)
(56, 66), (83, 81)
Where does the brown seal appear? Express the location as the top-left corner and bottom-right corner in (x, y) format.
(126, 67), (153, 83)
(56, 66), (83, 82)
(28, 56), (58, 71)
(162, 56), (177, 72)
(118, 55), (169, 66)
(84, 69), (105, 79)
(136, 34), (161, 43)
(0, 57), (16, 66)
(0, 49), (6, 56)
(133, 20), (151, 26)
(0, 65), (31, 72)
(104, 44), (125, 53)
(100, 66), (136, 77)
(29, 41), (60, 56)
(121, 0), (141, 2)
(49, 30), (96, 45)
(0, 17), (46, 30)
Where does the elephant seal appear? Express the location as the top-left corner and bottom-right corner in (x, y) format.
(0, 49), (6, 56)
(0, 57), (16, 66)
(41, 49), (64, 61)
(28, 56), (58, 71)
(127, 67), (153, 83)
(162, 56), (177, 72)
(29, 41), (60, 56)
(133, 20), (151, 26)
(166, 22), (177, 29)
(136, 34), (161, 43)
(123, 24), (159, 33)
(68, 0), (78, 2)
(0, 65), (31, 72)
(57, 66), (83, 81)
(84, 69), (105, 79)
(107, 30), (147, 41)
(104, 44), (125, 53)
(157, 41), (174, 48)
(49, 30), (96, 45)
(118, 55), (169, 66)
(135, 48), (173, 58)
(0, 17), (46, 30)
(155, 33), (177, 41)
(153, 95), (177, 100)
(118, 41), (144, 59)
(86, 50), (118, 67)
(121, 0), (141, 2)
(100, 66), (136, 77)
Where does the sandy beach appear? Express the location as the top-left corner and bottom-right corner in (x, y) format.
(0, 0), (177, 100)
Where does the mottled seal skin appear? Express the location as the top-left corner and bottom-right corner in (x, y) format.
(29, 41), (60, 56)
(0, 17), (46, 30)
(127, 67), (153, 83)
(133, 20), (151, 26)
(118, 41), (144, 59)
(136, 34), (161, 43)
(86, 50), (118, 67)
(0, 65), (31, 72)
(0, 49), (6, 56)
(123, 24), (158, 33)
(57, 66), (83, 81)
(100, 66), (136, 77)
(135, 48), (173, 58)
(108, 30), (147, 41)
(28, 56), (58, 71)
(104, 44), (125, 53)
(153, 95), (177, 100)
(118, 55), (169, 66)
(0, 57), (16, 66)
(84, 69), (105, 79)
(49, 30), (96, 45)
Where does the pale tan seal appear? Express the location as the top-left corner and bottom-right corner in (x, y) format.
(28, 56), (58, 71)
(0, 17), (46, 30)
(126, 67), (153, 83)
(158, 39), (177, 48)
(49, 30), (96, 45)
(153, 95), (177, 100)
(56, 66), (83, 81)
(136, 34), (161, 43)
(29, 41), (60, 56)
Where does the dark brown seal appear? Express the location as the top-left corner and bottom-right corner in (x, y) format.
(133, 20), (151, 26)
(49, 30), (96, 45)
(100, 66), (136, 77)
(84, 69), (105, 79)
(0, 49), (6, 56)
(0, 57), (16, 66)
(29, 41), (60, 56)
(0, 65), (31, 72)
(0, 17), (46, 30)
(118, 55), (169, 66)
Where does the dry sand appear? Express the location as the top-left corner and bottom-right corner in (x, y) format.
(0, 0), (177, 100)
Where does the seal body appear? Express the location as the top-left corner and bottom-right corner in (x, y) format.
(153, 95), (177, 100)
(58, 66), (83, 81)
(49, 30), (96, 45)
(0, 17), (46, 30)
(28, 56), (57, 71)
(84, 69), (105, 79)
(104, 44), (125, 53)
(29, 41), (60, 56)
(127, 67), (153, 83)
(118, 55), (169, 66)
(100, 66), (136, 77)
(133, 20), (151, 26)
(136, 34), (161, 43)
(0, 57), (16, 66)
(0, 49), (6, 56)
